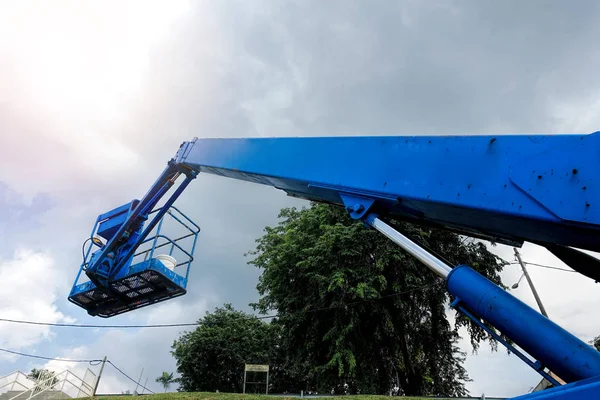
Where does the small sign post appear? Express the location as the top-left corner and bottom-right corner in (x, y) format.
(243, 364), (269, 394)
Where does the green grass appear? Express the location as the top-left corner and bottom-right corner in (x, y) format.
(97, 392), (446, 400)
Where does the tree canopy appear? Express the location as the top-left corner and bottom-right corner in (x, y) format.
(27, 369), (58, 391)
(591, 335), (600, 352)
(247, 203), (506, 396)
(171, 203), (507, 396)
(171, 304), (280, 393)
(155, 372), (177, 393)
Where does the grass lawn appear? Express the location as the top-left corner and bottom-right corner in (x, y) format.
(97, 392), (447, 400)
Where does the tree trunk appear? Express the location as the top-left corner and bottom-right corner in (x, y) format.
(393, 304), (422, 396)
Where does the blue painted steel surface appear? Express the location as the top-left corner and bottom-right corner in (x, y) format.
(446, 265), (600, 383)
(68, 198), (200, 317)
(450, 299), (561, 387)
(510, 375), (600, 399)
(96, 200), (139, 241)
(84, 161), (196, 288)
(69, 258), (187, 318)
(177, 132), (600, 253)
(339, 193), (376, 220)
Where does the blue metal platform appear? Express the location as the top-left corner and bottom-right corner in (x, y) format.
(68, 203), (200, 317)
(68, 258), (187, 318)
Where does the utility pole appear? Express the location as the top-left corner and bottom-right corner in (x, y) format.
(242, 368), (247, 394)
(92, 356), (107, 397)
(514, 248), (548, 318)
(514, 249), (569, 390)
(140, 378), (148, 395)
(513, 248), (565, 390)
(134, 368), (144, 395)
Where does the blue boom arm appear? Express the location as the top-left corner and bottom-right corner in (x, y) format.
(176, 134), (600, 266)
(70, 131), (600, 399)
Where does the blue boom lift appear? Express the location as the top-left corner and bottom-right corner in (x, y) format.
(69, 132), (600, 399)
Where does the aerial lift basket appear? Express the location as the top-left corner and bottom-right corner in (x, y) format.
(68, 201), (200, 318)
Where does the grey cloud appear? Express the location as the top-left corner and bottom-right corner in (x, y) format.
(213, 0), (600, 136)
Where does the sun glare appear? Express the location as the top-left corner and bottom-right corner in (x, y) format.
(0, 0), (191, 123)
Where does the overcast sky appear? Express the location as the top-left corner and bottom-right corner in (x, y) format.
(1, 0), (600, 398)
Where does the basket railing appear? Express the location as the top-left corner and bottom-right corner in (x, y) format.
(74, 205), (200, 286)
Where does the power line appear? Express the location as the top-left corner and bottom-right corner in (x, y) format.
(0, 346), (155, 394)
(510, 260), (577, 273)
(0, 283), (435, 329)
(523, 261), (577, 273)
(107, 361), (155, 394)
(0, 347), (102, 364)
(0, 315), (278, 328)
(0, 318), (203, 329)
(0, 283), (434, 393)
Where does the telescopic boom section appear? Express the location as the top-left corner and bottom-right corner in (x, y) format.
(175, 133), (600, 396)
(176, 132), (600, 281)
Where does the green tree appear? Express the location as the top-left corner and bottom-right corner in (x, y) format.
(591, 335), (600, 351)
(171, 304), (286, 393)
(155, 372), (177, 392)
(247, 203), (506, 396)
(27, 369), (58, 391)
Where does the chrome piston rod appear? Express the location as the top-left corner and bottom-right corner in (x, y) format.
(366, 215), (452, 278)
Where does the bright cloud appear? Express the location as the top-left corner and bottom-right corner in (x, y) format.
(0, 0), (191, 123)
(0, 0), (193, 199)
(0, 249), (73, 359)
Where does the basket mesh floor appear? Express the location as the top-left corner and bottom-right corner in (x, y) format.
(69, 269), (185, 318)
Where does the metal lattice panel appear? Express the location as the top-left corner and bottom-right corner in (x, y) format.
(68, 266), (186, 318)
